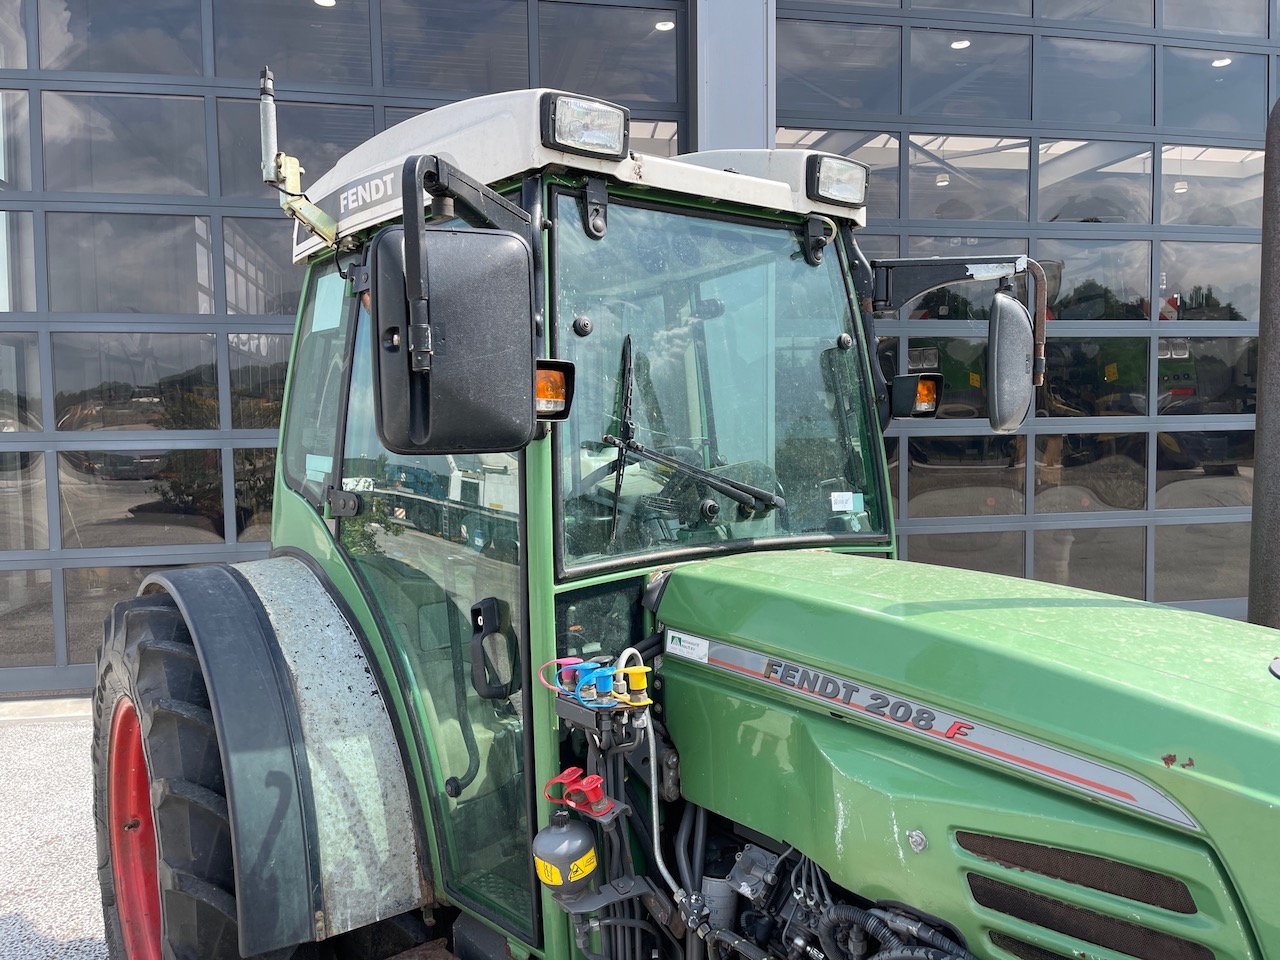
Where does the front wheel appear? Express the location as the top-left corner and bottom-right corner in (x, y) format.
(93, 594), (244, 960)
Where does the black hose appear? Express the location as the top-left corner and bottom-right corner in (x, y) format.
(866, 949), (960, 960)
(598, 917), (661, 935)
(710, 929), (770, 960)
(676, 803), (696, 893)
(819, 904), (903, 960)
(692, 806), (708, 886)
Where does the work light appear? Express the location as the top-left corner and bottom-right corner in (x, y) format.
(541, 94), (630, 160)
(806, 155), (869, 208)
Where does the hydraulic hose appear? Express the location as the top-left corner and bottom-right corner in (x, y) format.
(868, 910), (975, 960)
(819, 905), (903, 960)
(676, 803), (696, 893)
(646, 711), (684, 896)
(867, 949), (963, 960)
(709, 929), (770, 960)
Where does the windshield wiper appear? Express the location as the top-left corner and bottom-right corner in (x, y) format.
(607, 335), (636, 545)
(600, 434), (786, 515)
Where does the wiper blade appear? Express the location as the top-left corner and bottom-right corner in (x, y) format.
(600, 434), (785, 515)
(608, 335), (636, 545)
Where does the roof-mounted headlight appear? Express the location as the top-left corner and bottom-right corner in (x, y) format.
(541, 93), (630, 160)
(806, 155), (869, 208)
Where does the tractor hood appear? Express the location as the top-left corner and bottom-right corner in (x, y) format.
(654, 550), (1280, 956)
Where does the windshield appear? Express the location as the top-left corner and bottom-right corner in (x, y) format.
(554, 191), (887, 570)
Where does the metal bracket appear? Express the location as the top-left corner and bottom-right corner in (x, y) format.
(584, 177), (608, 240)
(327, 489), (360, 517)
(803, 216), (829, 266)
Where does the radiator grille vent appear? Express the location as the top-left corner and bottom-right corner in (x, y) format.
(957, 831), (1196, 914)
(968, 874), (1213, 960)
(989, 932), (1075, 960)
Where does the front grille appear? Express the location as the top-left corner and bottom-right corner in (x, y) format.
(989, 932), (1075, 960)
(957, 831), (1196, 914)
(968, 874), (1213, 960)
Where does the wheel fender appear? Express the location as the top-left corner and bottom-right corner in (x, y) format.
(141, 556), (427, 957)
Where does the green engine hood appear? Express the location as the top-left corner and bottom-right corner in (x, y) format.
(654, 550), (1280, 959)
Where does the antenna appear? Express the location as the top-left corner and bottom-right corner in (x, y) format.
(257, 65), (338, 246)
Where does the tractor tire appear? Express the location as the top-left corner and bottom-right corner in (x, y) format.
(92, 593), (246, 960)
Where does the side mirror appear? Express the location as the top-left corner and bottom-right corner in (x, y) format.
(368, 225), (537, 454)
(987, 289), (1034, 433)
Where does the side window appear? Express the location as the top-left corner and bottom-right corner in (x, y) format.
(280, 260), (357, 506)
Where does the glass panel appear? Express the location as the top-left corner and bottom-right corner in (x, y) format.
(1162, 48), (1266, 135)
(914, 0), (1030, 12)
(1164, 0), (1266, 37)
(1034, 526), (1144, 599)
(885, 434), (900, 513)
(0, 211), (36, 312)
(0, 0), (27, 69)
(909, 135), (1029, 221)
(42, 92), (207, 195)
(540, 4), (678, 103)
(1156, 337), (1256, 415)
(906, 436), (1026, 518)
(1, 90), (32, 190)
(1035, 433), (1147, 511)
(224, 218), (302, 316)
(1159, 242), (1259, 322)
(39, 0), (201, 74)
(779, 129), (899, 222)
(0, 453), (48, 550)
(1039, 0), (1152, 28)
(386, 107), (426, 129)
(777, 20), (900, 117)
(0, 331), (40, 430)
(47, 213), (214, 313)
(857, 235), (900, 262)
(1039, 337), (1148, 417)
(1037, 38), (1153, 127)
(234, 447), (275, 541)
(230, 333), (290, 429)
(629, 120), (680, 158)
(907, 530), (1024, 577)
(382, 0), (527, 94)
(218, 100), (374, 199)
(1156, 430), (1252, 502)
(1161, 146), (1262, 229)
(59, 449), (225, 547)
(909, 29), (1031, 120)
(52, 332), (218, 430)
(214, 0), (371, 83)
(1038, 239), (1150, 320)
(0, 570), (54, 667)
(65, 565), (163, 663)
(904, 337), (989, 418)
(905, 237), (1028, 320)
(1038, 140), (1152, 224)
(1155, 522), (1249, 601)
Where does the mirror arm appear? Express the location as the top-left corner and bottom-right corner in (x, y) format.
(870, 255), (1032, 314)
(1025, 257), (1048, 387)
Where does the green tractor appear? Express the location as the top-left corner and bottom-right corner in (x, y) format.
(93, 78), (1280, 960)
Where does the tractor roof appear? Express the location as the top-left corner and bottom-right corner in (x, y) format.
(293, 88), (867, 262)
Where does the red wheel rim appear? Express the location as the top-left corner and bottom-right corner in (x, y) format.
(108, 697), (162, 960)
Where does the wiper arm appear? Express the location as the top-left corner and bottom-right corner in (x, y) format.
(600, 434), (786, 515)
(608, 335), (636, 545)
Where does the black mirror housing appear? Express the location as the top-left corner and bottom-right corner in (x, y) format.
(368, 225), (536, 454)
(986, 290), (1034, 433)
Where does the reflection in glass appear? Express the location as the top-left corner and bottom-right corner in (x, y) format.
(1156, 430), (1252, 500)
(906, 436), (1025, 518)
(1036, 434), (1147, 511)
(235, 448), (275, 541)
(909, 29), (1030, 120)
(1041, 0), (1151, 27)
(907, 530), (1024, 578)
(1034, 526), (1143, 599)
(224, 218), (301, 316)
(779, 129), (899, 222)
(1038, 239), (1149, 320)
(386, 107), (426, 130)
(1160, 242), (1259, 322)
(230, 333), (290, 429)
(1161, 146), (1262, 228)
(1, 90), (32, 190)
(0, 570), (54, 668)
(1037, 38), (1153, 126)
(1162, 48), (1266, 135)
(39, 0), (201, 74)
(0, 453), (47, 550)
(65, 565), (163, 663)
(0, 332), (40, 430)
(905, 238), (1027, 321)
(1164, 0), (1266, 37)
(218, 100), (374, 198)
(0, 212), (36, 311)
(47, 213), (214, 313)
(1038, 141), (1152, 224)
(1039, 338), (1147, 417)
(777, 20), (900, 117)
(59, 450), (225, 548)
(382, 0), (527, 93)
(895, 337), (989, 418)
(541, 5), (678, 103)
(914, 0), (1029, 12)
(1156, 337), (1256, 415)
(856, 235), (900, 262)
(0, 0), (27, 69)
(52, 332), (218, 431)
(215, 0), (370, 83)
(1156, 522), (1249, 601)
(909, 135), (1029, 221)
(42, 92), (207, 195)
(629, 121), (681, 158)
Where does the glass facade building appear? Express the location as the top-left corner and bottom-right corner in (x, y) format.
(0, 0), (1271, 693)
